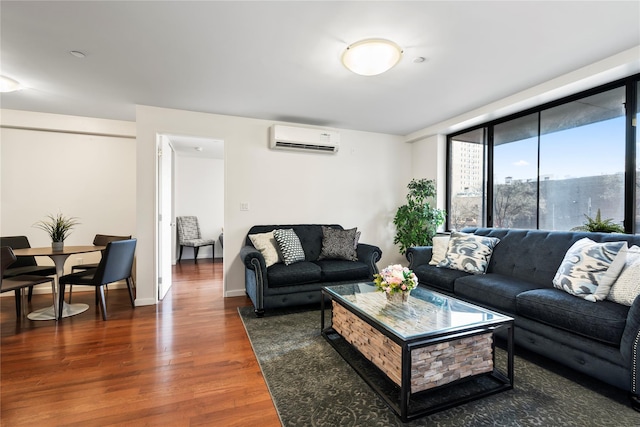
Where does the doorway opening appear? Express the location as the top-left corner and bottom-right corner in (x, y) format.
(157, 134), (224, 300)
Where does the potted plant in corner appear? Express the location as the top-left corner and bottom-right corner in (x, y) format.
(393, 178), (446, 255)
(34, 213), (80, 251)
(571, 209), (625, 233)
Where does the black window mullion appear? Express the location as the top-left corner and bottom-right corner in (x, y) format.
(445, 136), (453, 231)
(536, 111), (541, 230)
(625, 79), (637, 233)
(486, 126), (493, 227)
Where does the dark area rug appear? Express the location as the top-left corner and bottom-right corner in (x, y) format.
(238, 306), (639, 426)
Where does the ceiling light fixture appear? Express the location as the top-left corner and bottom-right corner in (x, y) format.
(194, 147), (203, 152)
(70, 50), (86, 58)
(341, 38), (403, 76)
(0, 75), (22, 92)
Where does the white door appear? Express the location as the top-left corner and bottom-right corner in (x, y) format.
(157, 135), (173, 299)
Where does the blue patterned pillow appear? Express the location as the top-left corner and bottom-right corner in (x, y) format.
(437, 231), (500, 274)
(553, 238), (627, 302)
(273, 229), (305, 265)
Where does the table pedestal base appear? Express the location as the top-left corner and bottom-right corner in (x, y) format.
(27, 302), (89, 321)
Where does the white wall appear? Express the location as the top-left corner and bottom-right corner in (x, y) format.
(136, 105), (410, 303)
(174, 155), (224, 260)
(411, 134), (447, 211)
(0, 110), (136, 274)
(6, 48), (633, 305)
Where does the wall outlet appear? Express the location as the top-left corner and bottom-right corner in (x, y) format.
(240, 202), (250, 211)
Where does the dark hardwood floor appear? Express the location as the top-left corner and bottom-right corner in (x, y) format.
(1, 260), (281, 426)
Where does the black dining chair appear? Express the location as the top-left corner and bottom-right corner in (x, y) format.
(1, 236), (57, 302)
(58, 239), (137, 321)
(67, 234), (132, 302)
(1, 246), (56, 318)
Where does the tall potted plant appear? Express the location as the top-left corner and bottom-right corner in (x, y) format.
(34, 213), (80, 251)
(393, 179), (446, 255)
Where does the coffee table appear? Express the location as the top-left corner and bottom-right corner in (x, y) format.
(321, 283), (514, 422)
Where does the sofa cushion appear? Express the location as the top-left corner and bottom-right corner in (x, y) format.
(454, 274), (542, 314)
(429, 235), (450, 265)
(516, 288), (629, 346)
(437, 231), (500, 274)
(314, 260), (370, 282)
(249, 231), (281, 267)
(318, 226), (358, 261)
(413, 264), (469, 293)
(608, 245), (640, 306)
(267, 261), (322, 287)
(273, 229), (306, 265)
(552, 238), (627, 302)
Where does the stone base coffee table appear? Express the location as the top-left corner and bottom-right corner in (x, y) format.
(321, 283), (514, 422)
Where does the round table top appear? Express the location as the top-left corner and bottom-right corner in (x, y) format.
(12, 245), (106, 257)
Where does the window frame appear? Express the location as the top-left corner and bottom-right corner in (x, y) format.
(446, 73), (639, 233)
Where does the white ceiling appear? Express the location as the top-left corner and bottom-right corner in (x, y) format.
(1, 1), (639, 136)
(166, 134), (224, 159)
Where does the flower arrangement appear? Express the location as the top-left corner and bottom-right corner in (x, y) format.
(373, 264), (418, 295)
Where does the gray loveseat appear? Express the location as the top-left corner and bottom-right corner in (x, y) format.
(406, 227), (640, 410)
(240, 224), (382, 317)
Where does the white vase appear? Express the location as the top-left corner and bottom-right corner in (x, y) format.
(52, 241), (64, 252)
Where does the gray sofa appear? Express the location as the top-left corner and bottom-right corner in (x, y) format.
(406, 227), (640, 410)
(240, 224), (382, 317)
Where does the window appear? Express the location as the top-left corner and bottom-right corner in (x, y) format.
(539, 89), (625, 231)
(447, 75), (637, 233)
(493, 114), (538, 229)
(448, 128), (486, 230)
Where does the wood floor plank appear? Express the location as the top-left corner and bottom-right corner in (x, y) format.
(1, 260), (281, 426)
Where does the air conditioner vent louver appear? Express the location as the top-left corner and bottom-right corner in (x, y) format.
(273, 141), (337, 152)
(270, 125), (340, 153)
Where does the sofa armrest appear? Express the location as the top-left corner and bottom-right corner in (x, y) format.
(240, 245), (264, 270)
(240, 245), (268, 316)
(356, 243), (382, 276)
(621, 295), (640, 394)
(405, 246), (434, 269)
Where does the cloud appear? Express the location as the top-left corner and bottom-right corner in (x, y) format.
(513, 160), (529, 166)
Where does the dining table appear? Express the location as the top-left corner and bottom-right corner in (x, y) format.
(12, 245), (105, 320)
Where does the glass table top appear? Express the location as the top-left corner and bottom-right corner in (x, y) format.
(323, 283), (512, 340)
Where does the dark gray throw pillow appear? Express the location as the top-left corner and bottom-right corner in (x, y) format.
(319, 227), (358, 261)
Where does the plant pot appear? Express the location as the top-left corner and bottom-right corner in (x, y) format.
(386, 291), (410, 305)
(52, 241), (64, 252)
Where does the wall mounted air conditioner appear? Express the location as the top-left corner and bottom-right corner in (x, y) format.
(269, 125), (340, 153)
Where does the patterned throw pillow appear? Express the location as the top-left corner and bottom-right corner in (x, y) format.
(429, 235), (450, 265)
(319, 227), (358, 261)
(249, 231), (282, 267)
(273, 229), (306, 265)
(436, 232), (499, 274)
(607, 245), (640, 306)
(553, 238), (628, 302)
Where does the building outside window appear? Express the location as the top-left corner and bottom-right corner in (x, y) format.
(448, 128), (486, 230)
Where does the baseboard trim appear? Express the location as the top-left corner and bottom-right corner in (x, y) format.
(225, 289), (246, 298)
(0, 281), (128, 297)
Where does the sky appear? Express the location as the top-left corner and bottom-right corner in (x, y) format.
(493, 116), (628, 184)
